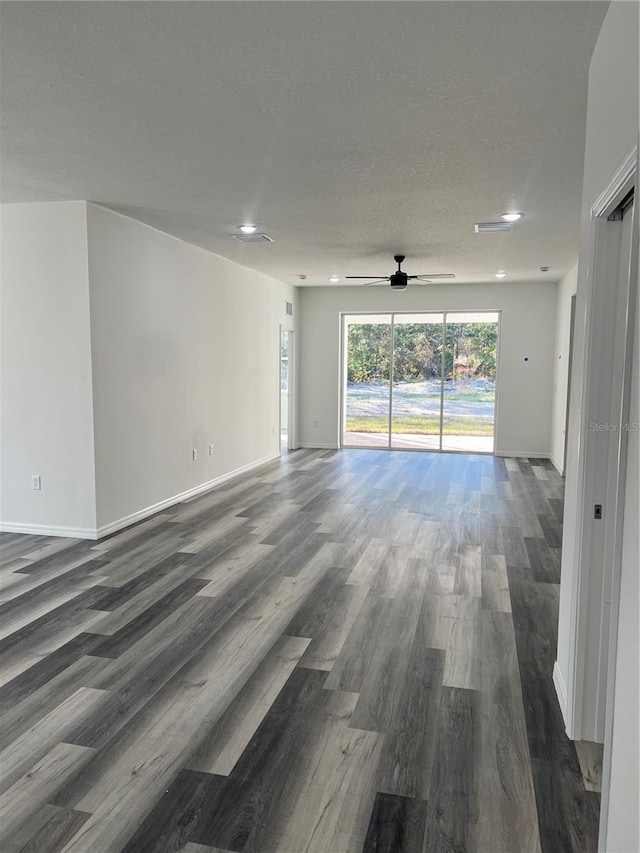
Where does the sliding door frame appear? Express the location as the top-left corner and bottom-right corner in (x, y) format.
(339, 309), (501, 454)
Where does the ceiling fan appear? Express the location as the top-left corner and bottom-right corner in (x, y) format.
(346, 255), (455, 290)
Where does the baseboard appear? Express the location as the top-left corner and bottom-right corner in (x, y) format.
(298, 442), (340, 450)
(96, 452), (281, 539)
(0, 521), (98, 540)
(1, 453), (282, 542)
(553, 661), (570, 731)
(549, 454), (564, 475)
(494, 450), (551, 459)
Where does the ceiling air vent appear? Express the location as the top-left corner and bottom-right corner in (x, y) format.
(232, 233), (274, 243)
(474, 222), (513, 233)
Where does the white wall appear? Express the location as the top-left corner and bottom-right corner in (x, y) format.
(0, 201), (297, 538)
(86, 204), (297, 533)
(552, 1), (639, 849)
(298, 282), (557, 455)
(550, 264), (578, 473)
(0, 202), (97, 536)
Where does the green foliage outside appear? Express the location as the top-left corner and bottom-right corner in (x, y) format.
(345, 320), (497, 436)
(347, 322), (497, 383)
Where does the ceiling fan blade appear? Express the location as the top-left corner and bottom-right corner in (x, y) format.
(345, 276), (390, 280)
(412, 274), (456, 280)
(362, 279), (390, 287)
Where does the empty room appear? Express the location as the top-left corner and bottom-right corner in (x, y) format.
(0, 2), (638, 852)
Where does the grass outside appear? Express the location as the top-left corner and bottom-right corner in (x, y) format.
(442, 389), (495, 403)
(346, 415), (494, 436)
(345, 380), (496, 436)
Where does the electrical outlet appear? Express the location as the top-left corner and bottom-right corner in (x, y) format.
(31, 474), (41, 491)
(192, 449), (198, 461)
(313, 420), (319, 428)
(209, 444), (214, 455)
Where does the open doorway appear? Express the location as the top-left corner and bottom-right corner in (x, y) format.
(280, 328), (294, 453)
(562, 293), (577, 476)
(341, 311), (499, 453)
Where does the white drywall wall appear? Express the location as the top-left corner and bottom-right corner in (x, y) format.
(0, 202), (97, 535)
(86, 204), (297, 533)
(553, 1), (638, 849)
(298, 282), (557, 455)
(550, 264), (578, 473)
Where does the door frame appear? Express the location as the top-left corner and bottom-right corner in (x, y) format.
(560, 146), (637, 754)
(597, 150), (638, 850)
(562, 293), (577, 477)
(279, 326), (296, 452)
(339, 309), (501, 453)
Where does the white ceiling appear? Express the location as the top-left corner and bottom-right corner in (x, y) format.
(1, 1), (608, 286)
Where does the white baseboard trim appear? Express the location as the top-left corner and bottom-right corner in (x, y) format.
(1, 453), (282, 542)
(553, 661), (570, 732)
(494, 450), (551, 459)
(298, 443), (340, 450)
(0, 521), (99, 540)
(549, 454), (564, 475)
(96, 452), (281, 539)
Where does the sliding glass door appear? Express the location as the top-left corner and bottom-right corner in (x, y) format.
(342, 311), (498, 453)
(391, 314), (443, 449)
(343, 315), (392, 447)
(442, 313), (497, 452)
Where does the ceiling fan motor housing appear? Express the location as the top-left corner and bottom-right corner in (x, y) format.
(390, 271), (408, 290)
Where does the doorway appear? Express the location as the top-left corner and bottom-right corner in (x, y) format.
(341, 311), (499, 452)
(555, 149), (637, 851)
(280, 328), (294, 452)
(563, 293), (577, 475)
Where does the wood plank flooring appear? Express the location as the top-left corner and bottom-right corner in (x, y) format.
(0, 449), (600, 852)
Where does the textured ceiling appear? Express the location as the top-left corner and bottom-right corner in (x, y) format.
(1, 1), (608, 286)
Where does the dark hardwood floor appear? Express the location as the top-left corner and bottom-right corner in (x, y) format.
(0, 449), (600, 852)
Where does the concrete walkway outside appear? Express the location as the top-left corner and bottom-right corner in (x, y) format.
(343, 431), (494, 453)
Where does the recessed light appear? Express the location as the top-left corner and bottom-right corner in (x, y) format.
(329, 275), (340, 283)
(239, 223), (257, 234)
(495, 270), (507, 278)
(540, 266), (551, 272)
(501, 212), (523, 222)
